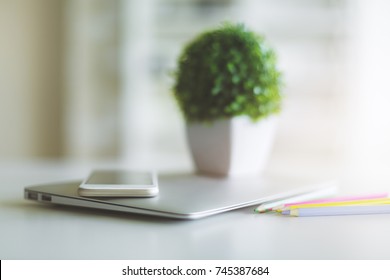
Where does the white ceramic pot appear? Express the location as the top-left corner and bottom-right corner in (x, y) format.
(186, 116), (277, 177)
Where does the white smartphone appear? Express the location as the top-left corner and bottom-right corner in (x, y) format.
(78, 170), (158, 197)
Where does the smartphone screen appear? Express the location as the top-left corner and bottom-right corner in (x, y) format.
(85, 170), (153, 185)
(79, 170), (158, 197)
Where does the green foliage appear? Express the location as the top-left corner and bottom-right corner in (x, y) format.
(173, 23), (283, 123)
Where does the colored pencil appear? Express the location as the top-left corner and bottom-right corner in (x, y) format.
(271, 193), (389, 212)
(254, 183), (338, 213)
(278, 197), (390, 212)
(283, 193), (388, 207)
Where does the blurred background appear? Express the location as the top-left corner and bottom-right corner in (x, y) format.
(1, 0), (390, 185)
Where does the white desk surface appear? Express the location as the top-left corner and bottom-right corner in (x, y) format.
(1, 159), (390, 260)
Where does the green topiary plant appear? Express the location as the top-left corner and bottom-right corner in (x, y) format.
(173, 23), (282, 123)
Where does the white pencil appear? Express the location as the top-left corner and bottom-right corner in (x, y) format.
(254, 182), (338, 213)
(283, 204), (390, 217)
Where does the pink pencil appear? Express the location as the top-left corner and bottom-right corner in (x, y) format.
(276, 193), (389, 209)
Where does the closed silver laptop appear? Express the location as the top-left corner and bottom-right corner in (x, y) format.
(24, 173), (336, 220)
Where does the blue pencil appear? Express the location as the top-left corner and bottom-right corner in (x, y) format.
(282, 204), (390, 217)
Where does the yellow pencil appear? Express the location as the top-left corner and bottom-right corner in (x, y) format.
(278, 198), (390, 212)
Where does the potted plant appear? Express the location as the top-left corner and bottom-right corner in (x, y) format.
(173, 23), (282, 177)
